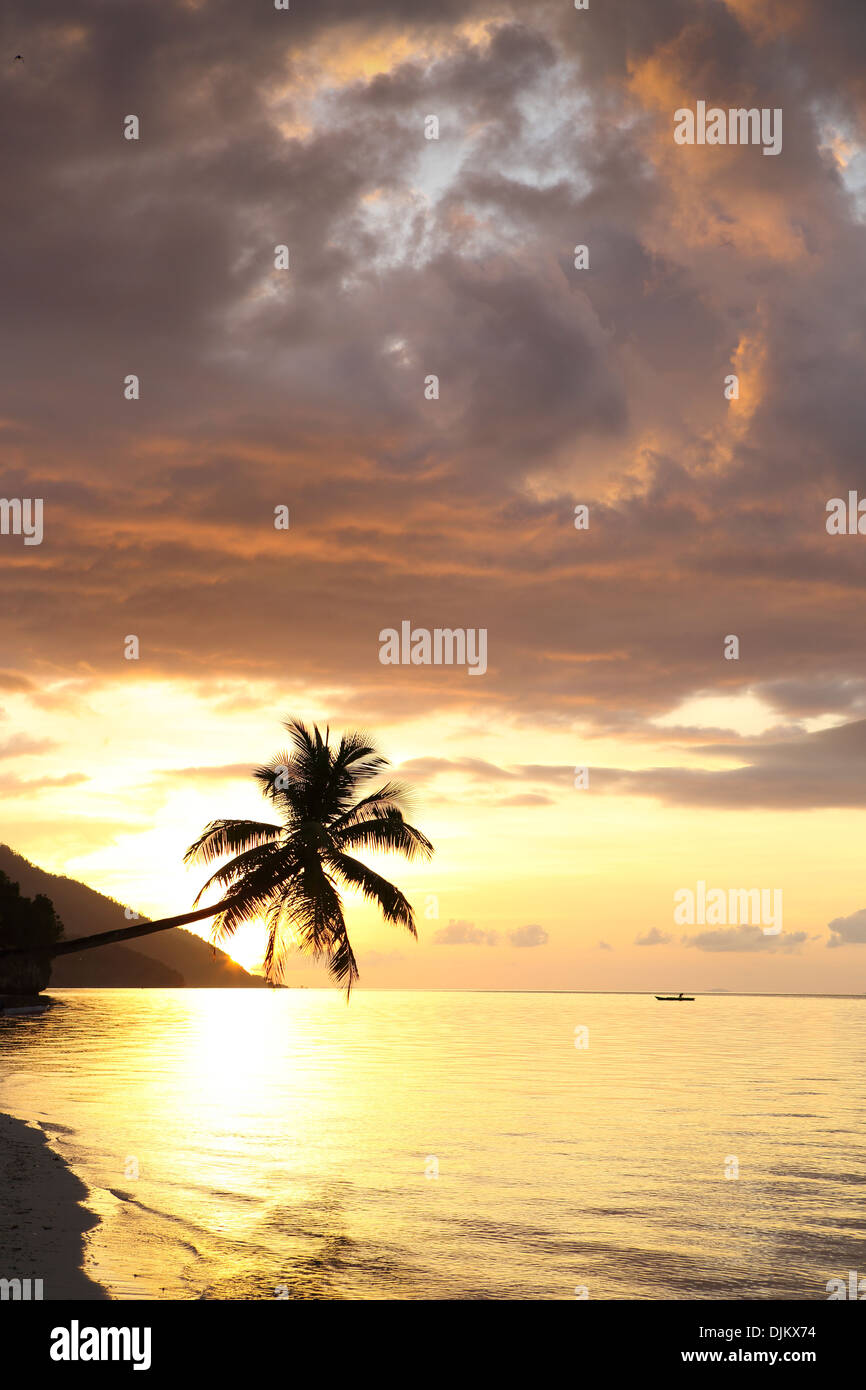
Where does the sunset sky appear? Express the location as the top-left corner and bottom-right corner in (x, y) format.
(2, 0), (866, 991)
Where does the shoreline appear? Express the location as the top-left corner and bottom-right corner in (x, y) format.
(0, 1111), (108, 1300)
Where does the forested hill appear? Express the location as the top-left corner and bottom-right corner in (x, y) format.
(0, 846), (268, 988)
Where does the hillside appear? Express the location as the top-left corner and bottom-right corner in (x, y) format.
(0, 846), (268, 988)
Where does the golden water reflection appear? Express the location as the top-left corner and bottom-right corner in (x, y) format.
(1, 990), (864, 1299)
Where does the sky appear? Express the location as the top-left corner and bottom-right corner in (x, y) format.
(2, 0), (866, 991)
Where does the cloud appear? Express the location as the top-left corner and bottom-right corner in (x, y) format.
(153, 763), (253, 783)
(398, 757), (522, 783)
(635, 926), (672, 946)
(0, 0), (864, 749)
(827, 909), (866, 947)
(597, 940), (613, 951)
(508, 923), (548, 947)
(494, 793), (554, 807)
(399, 719), (866, 812)
(432, 920), (547, 947)
(0, 735), (55, 759)
(599, 720), (866, 810)
(0, 773), (88, 798)
(361, 949), (407, 965)
(432, 918), (499, 946)
(683, 926), (808, 953)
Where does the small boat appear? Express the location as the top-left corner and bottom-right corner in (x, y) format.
(655, 993), (694, 1001)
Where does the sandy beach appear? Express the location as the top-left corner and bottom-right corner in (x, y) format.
(0, 1112), (106, 1300)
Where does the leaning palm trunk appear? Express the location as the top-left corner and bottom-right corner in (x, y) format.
(43, 900), (231, 958)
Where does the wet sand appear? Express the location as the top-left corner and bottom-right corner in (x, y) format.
(0, 1111), (107, 1299)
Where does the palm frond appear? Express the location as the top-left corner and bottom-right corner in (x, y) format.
(330, 730), (390, 788)
(328, 930), (360, 997)
(270, 861), (359, 989)
(210, 854), (302, 940)
(330, 781), (414, 831)
(337, 811), (434, 862)
(183, 818), (281, 866)
(327, 851), (417, 934)
(191, 842), (295, 906)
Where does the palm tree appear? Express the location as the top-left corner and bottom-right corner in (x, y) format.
(0, 720), (434, 994)
(183, 718), (434, 990)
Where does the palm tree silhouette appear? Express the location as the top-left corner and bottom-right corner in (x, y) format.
(184, 718), (433, 989)
(0, 719), (433, 994)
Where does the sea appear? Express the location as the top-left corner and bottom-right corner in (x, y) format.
(1, 989), (864, 1300)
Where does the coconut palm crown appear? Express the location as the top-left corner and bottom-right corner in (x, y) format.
(183, 719), (434, 992)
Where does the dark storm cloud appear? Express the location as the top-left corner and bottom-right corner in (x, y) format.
(2, 0), (866, 739)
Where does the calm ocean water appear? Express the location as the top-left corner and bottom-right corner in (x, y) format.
(1, 990), (864, 1300)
